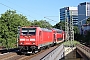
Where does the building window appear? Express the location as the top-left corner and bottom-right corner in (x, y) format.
(87, 4), (90, 10)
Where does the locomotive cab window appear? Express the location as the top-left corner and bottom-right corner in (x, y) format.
(21, 29), (28, 35)
(28, 28), (36, 35)
(21, 28), (36, 35)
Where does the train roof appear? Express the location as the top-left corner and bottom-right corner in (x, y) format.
(41, 28), (52, 32)
(20, 26), (64, 32)
(52, 28), (63, 31)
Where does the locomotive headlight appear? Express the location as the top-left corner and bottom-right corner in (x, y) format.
(21, 43), (23, 44)
(20, 39), (25, 41)
(30, 39), (35, 41)
(32, 42), (35, 44)
(28, 36), (30, 37)
(20, 42), (24, 44)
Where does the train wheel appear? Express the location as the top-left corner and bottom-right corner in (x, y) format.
(47, 45), (50, 49)
(23, 52), (27, 55)
(16, 51), (22, 55)
(32, 49), (35, 54)
(38, 48), (41, 52)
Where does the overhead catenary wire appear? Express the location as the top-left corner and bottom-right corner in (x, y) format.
(44, 16), (59, 22)
(6, 0), (43, 17)
(0, 1), (59, 23)
(6, 0), (58, 23)
(44, 16), (59, 17)
(0, 2), (36, 20)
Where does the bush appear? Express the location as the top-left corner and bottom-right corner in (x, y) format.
(63, 40), (80, 47)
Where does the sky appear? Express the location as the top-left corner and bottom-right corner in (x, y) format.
(0, 0), (90, 25)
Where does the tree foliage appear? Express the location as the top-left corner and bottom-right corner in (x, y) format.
(84, 30), (90, 46)
(53, 21), (65, 30)
(0, 10), (31, 48)
(74, 26), (79, 34)
(86, 17), (90, 24)
(31, 20), (52, 28)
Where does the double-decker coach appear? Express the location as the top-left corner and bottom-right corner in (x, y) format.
(52, 28), (65, 44)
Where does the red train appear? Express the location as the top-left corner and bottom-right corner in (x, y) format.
(17, 26), (65, 54)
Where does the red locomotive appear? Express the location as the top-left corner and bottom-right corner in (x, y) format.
(17, 26), (65, 54)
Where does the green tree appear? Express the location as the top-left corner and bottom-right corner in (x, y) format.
(31, 20), (52, 28)
(53, 21), (65, 30)
(74, 26), (79, 34)
(83, 30), (90, 46)
(0, 10), (31, 48)
(86, 17), (90, 24)
(74, 26), (80, 40)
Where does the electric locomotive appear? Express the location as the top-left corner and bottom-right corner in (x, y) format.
(17, 26), (65, 54)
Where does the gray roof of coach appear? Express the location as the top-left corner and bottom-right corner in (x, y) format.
(41, 28), (52, 32)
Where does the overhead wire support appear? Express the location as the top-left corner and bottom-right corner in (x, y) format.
(65, 10), (74, 47)
(65, 10), (69, 41)
(70, 11), (74, 47)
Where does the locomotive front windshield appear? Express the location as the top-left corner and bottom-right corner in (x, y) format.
(21, 28), (36, 35)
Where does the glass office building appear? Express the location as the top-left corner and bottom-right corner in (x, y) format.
(60, 7), (78, 25)
(78, 2), (90, 24)
(78, 2), (90, 34)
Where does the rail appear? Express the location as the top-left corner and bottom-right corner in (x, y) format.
(76, 44), (90, 59)
(40, 44), (64, 60)
(0, 48), (19, 54)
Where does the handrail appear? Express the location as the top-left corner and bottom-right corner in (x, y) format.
(40, 44), (64, 60)
(76, 44), (90, 59)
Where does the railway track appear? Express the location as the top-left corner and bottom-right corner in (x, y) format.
(0, 52), (17, 60)
(0, 44), (60, 60)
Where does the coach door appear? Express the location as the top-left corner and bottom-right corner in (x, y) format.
(53, 33), (56, 43)
(39, 31), (42, 45)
